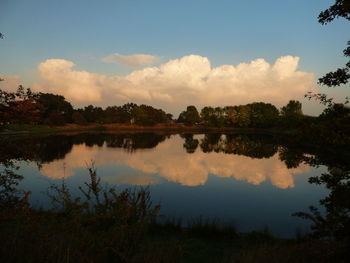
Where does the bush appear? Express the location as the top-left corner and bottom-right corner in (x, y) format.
(0, 165), (160, 262)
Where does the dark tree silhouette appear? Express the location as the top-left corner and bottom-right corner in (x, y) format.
(246, 102), (279, 128)
(319, 0), (350, 87)
(318, 0), (350, 26)
(306, 0), (350, 106)
(280, 100), (304, 127)
(36, 93), (73, 123)
(177, 105), (201, 125)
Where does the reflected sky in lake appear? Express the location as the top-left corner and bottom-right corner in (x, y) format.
(38, 135), (308, 189)
(2, 133), (329, 237)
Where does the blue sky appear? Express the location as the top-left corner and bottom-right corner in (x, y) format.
(0, 0), (349, 115)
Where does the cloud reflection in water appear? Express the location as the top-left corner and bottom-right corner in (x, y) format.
(39, 135), (308, 188)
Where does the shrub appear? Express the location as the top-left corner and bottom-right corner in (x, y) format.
(0, 164), (160, 262)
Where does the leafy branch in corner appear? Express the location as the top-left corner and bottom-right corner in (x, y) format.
(307, 0), (350, 106)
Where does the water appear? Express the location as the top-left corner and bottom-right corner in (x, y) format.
(0, 132), (332, 238)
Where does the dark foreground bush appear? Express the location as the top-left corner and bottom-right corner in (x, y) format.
(0, 165), (167, 263)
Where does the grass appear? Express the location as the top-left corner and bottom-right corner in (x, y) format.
(2, 123), (108, 133)
(3, 124), (61, 132)
(1, 123), (297, 135)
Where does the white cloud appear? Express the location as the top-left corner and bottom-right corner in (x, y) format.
(102, 53), (161, 67)
(0, 75), (21, 92)
(31, 54), (316, 114)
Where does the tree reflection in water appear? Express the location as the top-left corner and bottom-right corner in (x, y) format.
(181, 134), (199, 153)
(293, 167), (350, 256)
(1, 132), (350, 249)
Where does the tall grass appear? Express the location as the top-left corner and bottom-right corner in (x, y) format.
(0, 165), (167, 262)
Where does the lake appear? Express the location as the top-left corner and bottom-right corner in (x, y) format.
(0, 132), (333, 238)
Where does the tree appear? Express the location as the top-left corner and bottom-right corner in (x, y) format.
(247, 102), (279, 127)
(236, 105), (251, 127)
(280, 100), (303, 118)
(224, 106), (238, 126)
(81, 105), (104, 123)
(185, 105), (200, 125)
(319, 0), (350, 87)
(0, 88), (15, 125)
(132, 106), (150, 125)
(1, 86), (41, 125)
(104, 105), (134, 124)
(201, 106), (225, 127)
(177, 105), (200, 125)
(104, 106), (120, 123)
(319, 103), (350, 125)
(306, 0), (350, 105)
(206, 107), (226, 127)
(36, 93), (73, 123)
(200, 106), (214, 125)
(137, 104), (169, 125)
(280, 100), (303, 127)
(45, 112), (66, 126)
(121, 103), (138, 123)
(8, 99), (41, 124)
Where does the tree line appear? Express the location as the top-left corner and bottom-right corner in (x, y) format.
(178, 100), (350, 130)
(1, 85), (349, 129)
(178, 101), (306, 128)
(0, 86), (171, 126)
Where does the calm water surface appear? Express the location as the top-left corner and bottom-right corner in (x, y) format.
(1, 133), (330, 237)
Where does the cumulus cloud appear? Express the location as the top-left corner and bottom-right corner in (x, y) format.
(35, 59), (104, 102)
(0, 75), (21, 92)
(39, 135), (309, 189)
(31, 55), (316, 114)
(102, 53), (161, 67)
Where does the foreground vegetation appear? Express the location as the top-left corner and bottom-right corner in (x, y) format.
(0, 158), (349, 262)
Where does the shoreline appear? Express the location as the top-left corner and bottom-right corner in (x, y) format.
(0, 123), (295, 136)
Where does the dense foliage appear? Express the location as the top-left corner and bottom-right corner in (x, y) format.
(0, 87), (172, 127)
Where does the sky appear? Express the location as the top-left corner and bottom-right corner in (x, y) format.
(0, 0), (349, 116)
